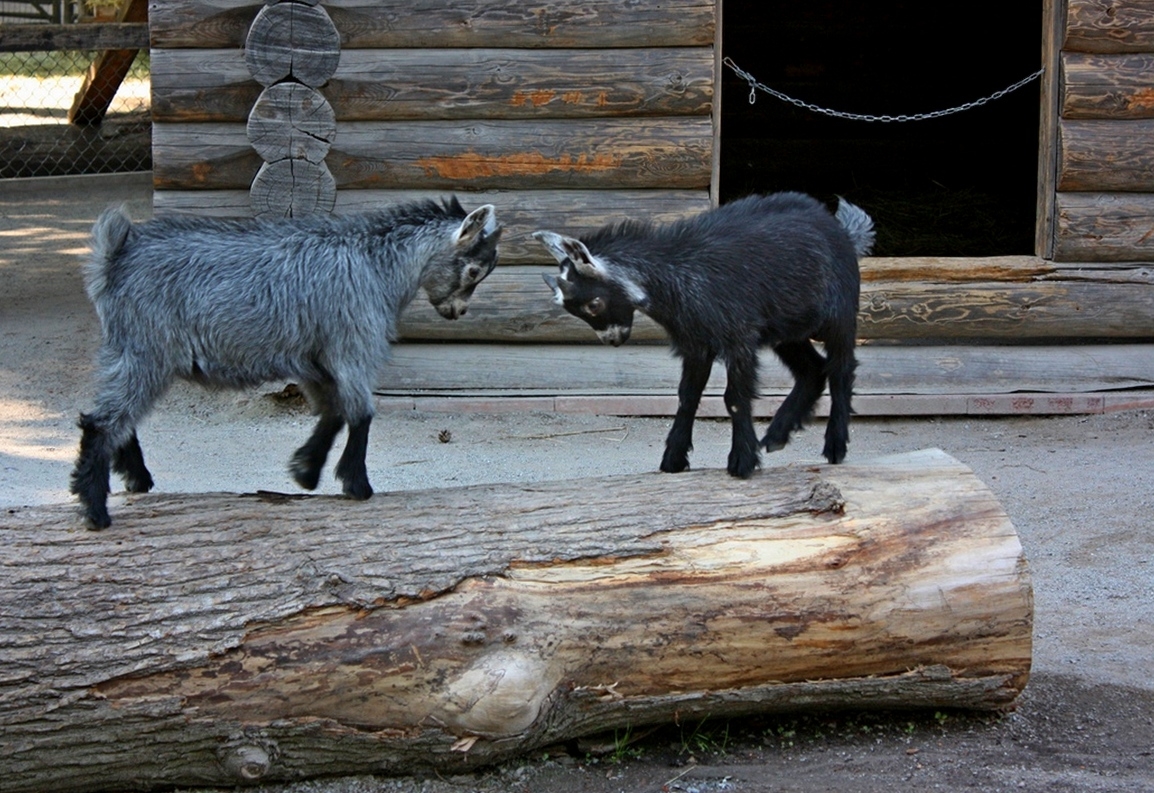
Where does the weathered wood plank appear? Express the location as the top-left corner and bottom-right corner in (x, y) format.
(375, 343), (1154, 396)
(149, 0), (716, 49)
(151, 188), (713, 264)
(1065, 0), (1154, 53)
(152, 119), (714, 190)
(1054, 192), (1154, 262)
(0, 22), (148, 52)
(1062, 52), (1154, 119)
(1057, 119), (1154, 191)
(1037, 0), (1064, 259)
(151, 47), (714, 122)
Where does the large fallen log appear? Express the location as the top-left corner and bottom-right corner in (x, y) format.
(0, 449), (1032, 792)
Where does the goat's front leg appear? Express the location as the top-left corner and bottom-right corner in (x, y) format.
(290, 413), (345, 490)
(724, 351), (761, 478)
(661, 352), (714, 473)
(335, 415), (373, 499)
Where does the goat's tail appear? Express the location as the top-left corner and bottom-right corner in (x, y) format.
(84, 205), (134, 302)
(834, 198), (876, 258)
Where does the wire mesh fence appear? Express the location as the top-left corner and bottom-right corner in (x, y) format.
(0, 45), (151, 178)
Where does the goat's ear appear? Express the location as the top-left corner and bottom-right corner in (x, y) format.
(455, 204), (499, 246)
(541, 272), (572, 306)
(532, 231), (606, 280)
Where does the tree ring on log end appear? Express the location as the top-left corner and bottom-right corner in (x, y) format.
(244, 2), (341, 88)
(250, 159), (337, 218)
(247, 83), (336, 164)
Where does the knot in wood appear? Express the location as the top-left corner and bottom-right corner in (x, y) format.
(807, 481), (846, 515)
(219, 741), (277, 781)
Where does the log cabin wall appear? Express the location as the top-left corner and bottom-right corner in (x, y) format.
(147, 0), (1154, 416)
(1051, 0), (1154, 262)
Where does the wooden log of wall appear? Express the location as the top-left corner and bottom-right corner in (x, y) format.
(0, 450), (1032, 793)
(1051, 0), (1154, 262)
(242, 1), (339, 215)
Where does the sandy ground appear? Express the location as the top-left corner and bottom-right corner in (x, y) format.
(1, 174), (1153, 792)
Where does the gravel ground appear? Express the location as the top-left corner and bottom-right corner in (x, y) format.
(2, 174), (1152, 792)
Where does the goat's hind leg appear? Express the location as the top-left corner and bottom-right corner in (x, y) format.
(821, 338), (857, 464)
(71, 413), (114, 529)
(112, 431), (153, 493)
(71, 350), (166, 529)
(290, 380), (345, 490)
(661, 352), (714, 473)
(761, 340), (827, 454)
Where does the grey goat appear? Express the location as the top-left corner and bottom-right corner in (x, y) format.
(71, 198), (502, 529)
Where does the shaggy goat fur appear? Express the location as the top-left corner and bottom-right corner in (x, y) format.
(535, 191), (873, 476)
(71, 198), (502, 528)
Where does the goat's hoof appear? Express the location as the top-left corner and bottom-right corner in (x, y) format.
(659, 456), (690, 474)
(343, 479), (374, 500)
(822, 447), (847, 465)
(727, 456), (760, 479)
(290, 460), (322, 491)
(124, 473), (154, 494)
(760, 436), (787, 453)
(84, 507), (112, 530)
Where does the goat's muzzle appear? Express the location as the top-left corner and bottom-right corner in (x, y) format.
(434, 298), (468, 320)
(597, 325), (631, 347)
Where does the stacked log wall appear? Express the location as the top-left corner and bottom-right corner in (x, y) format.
(1054, 0), (1154, 262)
(147, 0), (1154, 409)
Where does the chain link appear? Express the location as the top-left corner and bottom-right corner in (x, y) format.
(722, 56), (1044, 123)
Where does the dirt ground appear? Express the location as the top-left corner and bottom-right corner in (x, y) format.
(2, 174), (1152, 792)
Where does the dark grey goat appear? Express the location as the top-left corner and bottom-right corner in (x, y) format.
(72, 198), (502, 529)
(534, 192), (873, 477)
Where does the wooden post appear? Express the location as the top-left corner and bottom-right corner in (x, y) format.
(67, 0), (149, 126)
(0, 450), (1032, 792)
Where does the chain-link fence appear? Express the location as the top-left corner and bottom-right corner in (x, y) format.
(1, 21), (151, 178)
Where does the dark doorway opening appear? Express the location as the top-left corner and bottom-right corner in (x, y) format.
(720, 2), (1043, 257)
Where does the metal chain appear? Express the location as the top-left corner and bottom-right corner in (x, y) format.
(722, 56), (1044, 123)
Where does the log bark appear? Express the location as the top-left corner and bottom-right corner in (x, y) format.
(0, 450), (1030, 792)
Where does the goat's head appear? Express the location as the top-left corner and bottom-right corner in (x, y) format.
(533, 231), (646, 347)
(424, 203), (503, 320)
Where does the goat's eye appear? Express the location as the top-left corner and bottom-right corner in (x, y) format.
(583, 297), (606, 317)
(463, 264), (483, 283)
